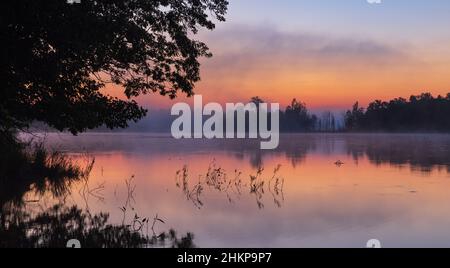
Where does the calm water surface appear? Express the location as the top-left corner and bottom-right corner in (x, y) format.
(30, 133), (450, 247)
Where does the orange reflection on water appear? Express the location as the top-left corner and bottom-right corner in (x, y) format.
(54, 133), (450, 247)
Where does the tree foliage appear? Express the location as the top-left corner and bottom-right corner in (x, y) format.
(345, 93), (450, 131)
(280, 99), (317, 132)
(0, 0), (228, 134)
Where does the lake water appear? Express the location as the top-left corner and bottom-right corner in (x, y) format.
(23, 133), (450, 247)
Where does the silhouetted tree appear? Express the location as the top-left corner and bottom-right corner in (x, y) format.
(344, 93), (450, 131)
(1, 0), (228, 136)
(344, 102), (365, 130)
(281, 99), (317, 132)
(250, 96), (265, 108)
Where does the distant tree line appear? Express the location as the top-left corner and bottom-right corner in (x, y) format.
(344, 93), (450, 132)
(279, 99), (338, 132)
(32, 93), (450, 134)
(247, 97), (338, 132)
(65, 97), (341, 133)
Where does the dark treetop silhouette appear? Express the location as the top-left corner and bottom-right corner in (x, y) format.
(0, 0), (228, 135)
(345, 93), (450, 132)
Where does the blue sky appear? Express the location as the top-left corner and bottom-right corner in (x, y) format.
(137, 0), (450, 110)
(226, 0), (450, 44)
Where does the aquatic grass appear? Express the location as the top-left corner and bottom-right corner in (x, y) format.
(175, 161), (285, 209)
(114, 175), (195, 248)
(0, 135), (194, 248)
(0, 138), (94, 207)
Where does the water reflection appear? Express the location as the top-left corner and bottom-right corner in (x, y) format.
(0, 142), (194, 248)
(4, 133), (450, 247)
(344, 134), (450, 173)
(0, 142), (90, 207)
(175, 161), (285, 209)
(39, 133), (450, 173)
(1, 204), (194, 248)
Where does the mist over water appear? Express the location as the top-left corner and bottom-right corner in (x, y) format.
(12, 133), (447, 247)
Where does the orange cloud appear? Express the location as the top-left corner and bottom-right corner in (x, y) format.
(104, 25), (450, 111)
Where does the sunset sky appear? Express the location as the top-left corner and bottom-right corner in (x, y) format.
(109, 0), (450, 111)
